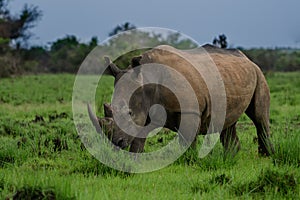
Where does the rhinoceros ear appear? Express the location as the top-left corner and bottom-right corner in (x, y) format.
(104, 56), (121, 77)
(103, 103), (113, 117)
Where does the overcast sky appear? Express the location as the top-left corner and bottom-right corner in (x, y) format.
(10, 0), (300, 48)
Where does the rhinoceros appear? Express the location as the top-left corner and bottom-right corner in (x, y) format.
(88, 44), (274, 156)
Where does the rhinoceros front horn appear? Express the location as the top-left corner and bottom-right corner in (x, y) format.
(87, 104), (102, 134)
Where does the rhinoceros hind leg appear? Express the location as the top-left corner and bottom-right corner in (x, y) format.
(245, 83), (274, 156)
(220, 122), (240, 156)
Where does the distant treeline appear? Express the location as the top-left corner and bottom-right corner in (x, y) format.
(242, 48), (300, 72)
(1, 34), (299, 78)
(0, 0), (299, 77)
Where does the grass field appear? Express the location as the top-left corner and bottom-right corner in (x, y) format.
(0, 72), (299, 199)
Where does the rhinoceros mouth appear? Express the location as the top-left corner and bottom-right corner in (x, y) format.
(114, 138), (128, 149)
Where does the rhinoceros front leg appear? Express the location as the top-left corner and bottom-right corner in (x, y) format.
(177, 113), (200, 149)
(128, 122), (158, 153)
(129, 138), (146, 153)
(220, 122), (241, 156)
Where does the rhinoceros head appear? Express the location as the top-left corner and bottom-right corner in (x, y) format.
(89, 52), (164, 150)
(87, 103), (134, 149)
(104, 55), (151, 128)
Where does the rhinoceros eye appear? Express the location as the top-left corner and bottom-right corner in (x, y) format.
(128, 109), (133, 116)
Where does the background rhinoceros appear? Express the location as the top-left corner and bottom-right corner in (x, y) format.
(89, 44), (274, 155)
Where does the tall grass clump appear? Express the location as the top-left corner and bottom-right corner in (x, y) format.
(272, 129), (300, 167)
(174, 141), (237, 171)
(232, 168), (298, 198)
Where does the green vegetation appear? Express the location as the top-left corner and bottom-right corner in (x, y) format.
(0, 1), (298, 199)
(2, 32), (299, 78)
(243, 48), (300, 71)
(0, 72), (299, 199)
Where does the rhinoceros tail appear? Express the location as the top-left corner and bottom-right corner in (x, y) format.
(87, 104), (102, 134)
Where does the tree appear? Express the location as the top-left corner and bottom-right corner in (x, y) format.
(89, 36), (98, 48)
(0, 0), (42, 77)
(48, 35), (98, 73)
(163, 32), (198, 49)
(0, 0), (9, 19)
(109, 22), (136, 37)
(213, 34), (228, 49)
(0, 0), (42, 48)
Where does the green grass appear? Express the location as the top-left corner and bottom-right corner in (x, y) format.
(0, 72), (299, 199)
